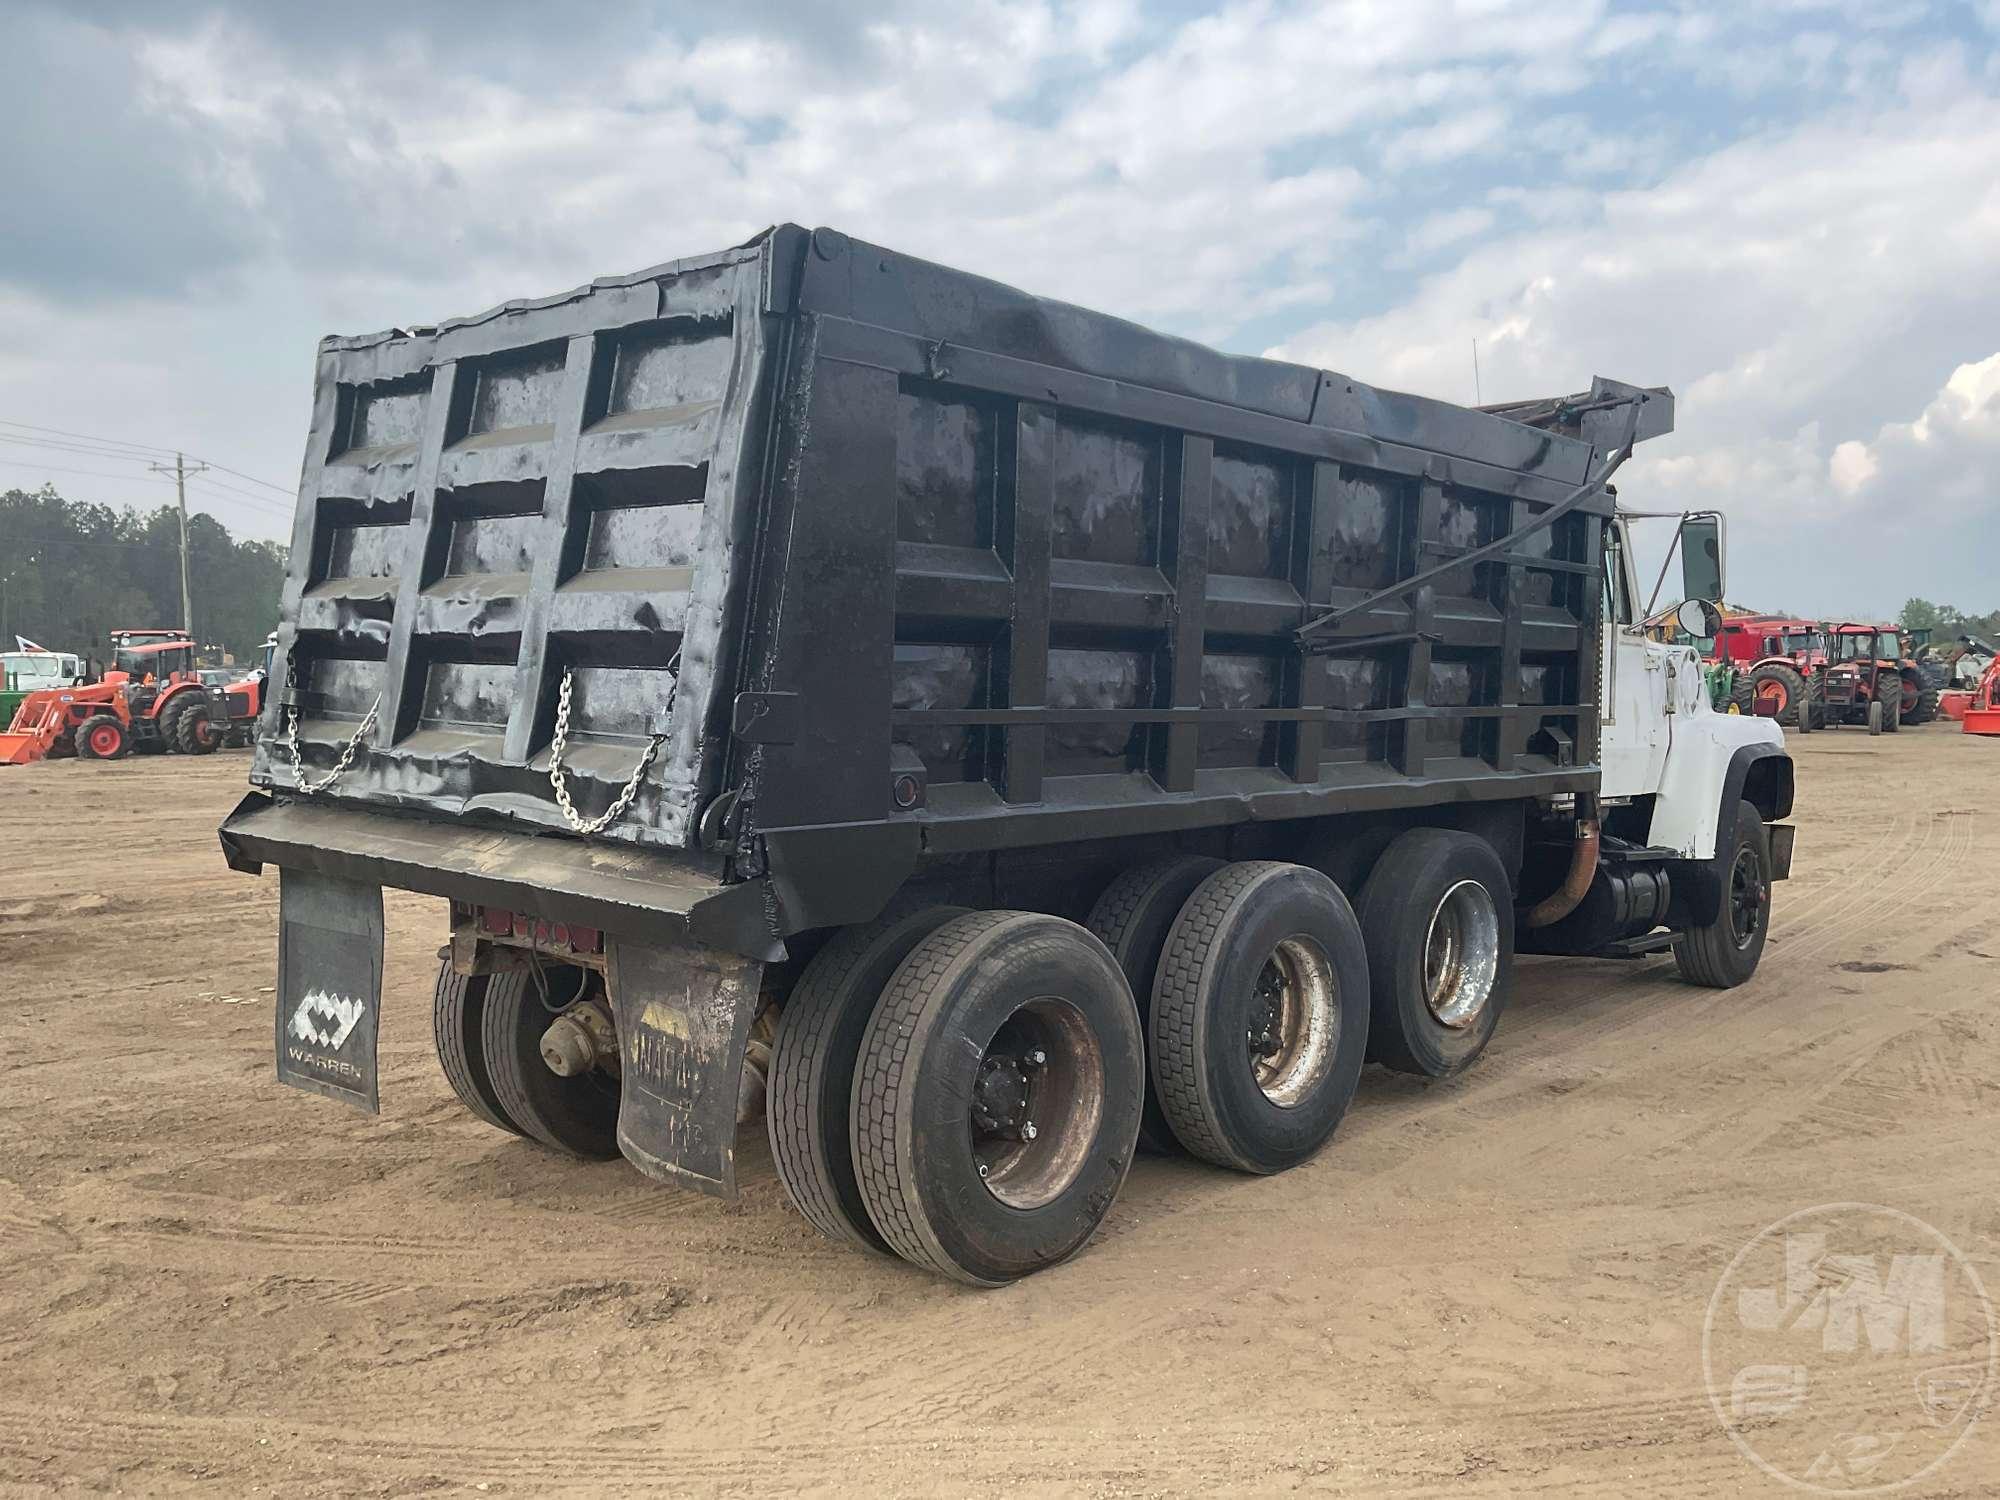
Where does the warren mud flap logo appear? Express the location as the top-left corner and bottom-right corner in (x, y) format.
(1704, 1203), (1996, 1493)
(275, 872), (384, 1112)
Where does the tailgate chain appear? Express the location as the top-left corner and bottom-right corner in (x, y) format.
(547, 652), (677, 836)
(283, 651), (381, 796)
(286, 696), (380, 795)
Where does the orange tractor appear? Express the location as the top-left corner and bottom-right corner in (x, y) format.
(0, 635), (258, 765)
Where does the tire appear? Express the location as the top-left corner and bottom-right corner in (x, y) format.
(156, 695), (190, 754)
(1084, 856), (1224, 1154)
(174, 703), (222, 754)
(1298, 823), (1400, 899)
(74, 714), (127, 760)
(1907, 686), (1940, 725)
(1881, 681), (1901, 734)
(1748, 663), (1808, 725)
(1356, 830), (1514, 1079)
(851, 911), (1143, 1286)
(1728, 675), (1754, 716)
(1150, 862), (1371, 1175)
(767, 905), (967, 1255)
(1867, 700), (1883, 735)
(432, 961), (524, 1138)
(480, 964), (620, 1158)
(1673, 801), (1772, 988)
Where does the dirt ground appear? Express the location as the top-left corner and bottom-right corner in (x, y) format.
(2, 727), (1996, 1497)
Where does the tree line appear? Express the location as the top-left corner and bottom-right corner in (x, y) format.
(1899, 598), (2000, 648)
(0, 485), (286, 666)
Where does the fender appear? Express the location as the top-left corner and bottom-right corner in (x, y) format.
(1643, 701), (1788, 861)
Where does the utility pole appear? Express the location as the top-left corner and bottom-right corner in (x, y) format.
(147, 451), (208, 639)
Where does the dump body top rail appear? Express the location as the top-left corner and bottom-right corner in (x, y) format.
(240, 224), (1671, 947)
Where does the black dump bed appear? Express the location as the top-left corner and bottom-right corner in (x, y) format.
(227, 224), (1670, 953)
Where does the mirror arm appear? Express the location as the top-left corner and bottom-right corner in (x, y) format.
(1642, 510), (1691, 619)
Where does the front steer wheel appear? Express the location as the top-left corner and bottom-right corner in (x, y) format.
(851, 912), (1144, 1286)
(1673, 800), (1772, 989)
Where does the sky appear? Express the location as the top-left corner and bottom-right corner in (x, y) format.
(3, 0), (1997, 618)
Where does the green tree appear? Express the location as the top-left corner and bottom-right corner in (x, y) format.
(0, 484), (286, 665)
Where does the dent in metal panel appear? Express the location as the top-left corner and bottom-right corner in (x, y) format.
(306, 658), (387, 721)
(1051, 413), (1160, 567)
(581, 490), (705, 572)
(562, 662), (682, 741)
(1208, 446), (1292, 581)
(605, 320), (736, 415)
(445, 511), (540, 577)
(1046, 647), (1148, 776)
(892, 643), (989, 783)
(341, 376), (429, 455)
(420, 662), (514, 732)
(1323, 469), (1402, 594)
(1198, 653), (1279, 768)
(1432, 487), (1503, 598)
(324, 523), (404, 583)
(1319, 653), (1391, 761)
(464, 345), (567, 436)
(895, 386), (993, 549)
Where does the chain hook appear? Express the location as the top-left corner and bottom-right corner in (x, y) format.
(547, 655), (676, 836)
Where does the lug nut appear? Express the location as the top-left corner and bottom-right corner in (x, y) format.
(978, 1163), (990, 1179)
(1026, 1048), (1047, 1066)
(1021, 1121), (1038, 1142)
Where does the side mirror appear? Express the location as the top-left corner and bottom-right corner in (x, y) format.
(1676, 598), (1722, 641)
(1679, 514), (1724, 603)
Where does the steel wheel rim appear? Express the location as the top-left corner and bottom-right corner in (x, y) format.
(970, 997), (1104, 1210)
(1245, 936), (1338, 1108)
(1756, 680), (1788, 713)
(1422, 879), (1500, 1030)
(1727, 847), (1766, 951)
(89, 726), (118, 755)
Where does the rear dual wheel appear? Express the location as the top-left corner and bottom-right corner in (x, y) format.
(1149, 863), (1371, 1174)
(432, 958), (620, 1158)
(849, 913), (1144, 1286)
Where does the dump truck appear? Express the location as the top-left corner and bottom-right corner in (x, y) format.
(220, 226), (1794, 1285)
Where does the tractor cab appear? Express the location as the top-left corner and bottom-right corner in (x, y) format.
(1821, 625), (1903, 732)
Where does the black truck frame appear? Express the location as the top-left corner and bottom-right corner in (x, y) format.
(222, 225), (1788, 1285)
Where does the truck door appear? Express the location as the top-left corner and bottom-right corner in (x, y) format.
(1599, 523), (1670, 798)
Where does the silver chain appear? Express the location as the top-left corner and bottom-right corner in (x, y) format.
(287, 695), (380, 795)
(548, 656), (674, 836)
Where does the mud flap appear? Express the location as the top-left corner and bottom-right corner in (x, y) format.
(605, 935), (763, 1199)
(275, 869), (384, 1113)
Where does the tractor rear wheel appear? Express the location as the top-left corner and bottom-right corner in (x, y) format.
(1906, 683), (1940, 725)
(174, 703), (222, 754)
(1749, 663), (1808, 725)
(74, 715), (127, 760)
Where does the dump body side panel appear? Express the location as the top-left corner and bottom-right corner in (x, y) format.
(739, 234), (1618, 916)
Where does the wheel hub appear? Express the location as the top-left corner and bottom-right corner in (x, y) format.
(1421, 879), (1500, 1030)
(971, 1053), (1034, 1138)
(1244, 938), (1338, 1108)
(969, 1003), (1099, 1209)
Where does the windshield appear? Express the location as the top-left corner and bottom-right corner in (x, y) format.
(2, 652), (72, 687)
(1834, 633), (1895, 661)
(1781, 631), (1823, 654)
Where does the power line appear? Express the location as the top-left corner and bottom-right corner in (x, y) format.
(0, 418), (293, 492)
(0, 419), (178, 458)
(0, 459), (181, 485)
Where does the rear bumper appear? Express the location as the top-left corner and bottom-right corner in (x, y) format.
(219, 792), (784, 962)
